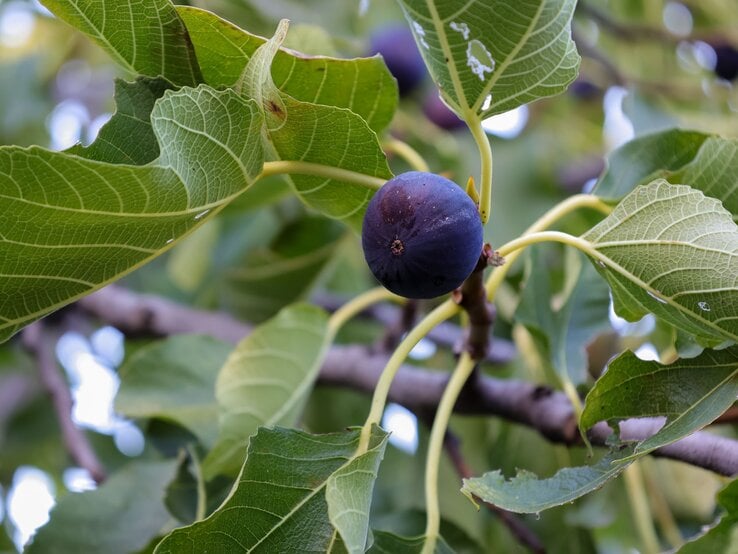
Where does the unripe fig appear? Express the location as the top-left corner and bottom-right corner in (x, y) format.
(368, 25), (426, 96)
(362, 171), (483, 299)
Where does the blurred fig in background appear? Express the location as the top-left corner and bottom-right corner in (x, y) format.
(713, 43), (738, 81)
(368, 24), (426, 96)
(423, 89), (465, 130)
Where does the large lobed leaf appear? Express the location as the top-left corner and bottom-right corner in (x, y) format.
(156, 426), (388, 553)
(580, 347), (738, 458)
(177, 7), (398, 133)
(238, 19), (392, 231)
(0, 84), (264, 342)
(581, 180), (738, 347)
(40, 0), (202, 86)
(203, 304), (331, 478)
(397, 0), (580, 118)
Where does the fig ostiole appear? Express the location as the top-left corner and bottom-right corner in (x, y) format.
(361, 171), (484, 299)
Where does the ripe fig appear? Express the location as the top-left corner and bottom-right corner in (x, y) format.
(362, 171), (484, 299)
(713, 43), (738, 81)
(368, 25), (426, 96)
(423, 90), (465, 130)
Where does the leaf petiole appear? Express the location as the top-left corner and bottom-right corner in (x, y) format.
(258, 160), (386, 190)
(422, 352), (476, 554)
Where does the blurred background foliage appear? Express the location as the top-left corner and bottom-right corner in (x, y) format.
(0, 0), (736, 552)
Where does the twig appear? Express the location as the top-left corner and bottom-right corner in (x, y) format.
(444, 433), (546, 553)
(21, 322), (107, 483)
(75, 286), (738, 476)
(453, 244), (497, 360)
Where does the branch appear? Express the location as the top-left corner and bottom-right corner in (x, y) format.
(75, 286), (738, 476)
(21, 322), (107, 483)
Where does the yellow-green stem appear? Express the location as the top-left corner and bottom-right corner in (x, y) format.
(422, 352), (476, 554)
(259, 160), (386, 190)
(468, 117), (493, 224)
(357, 299), (460, 453)
(641, 457), (683, 549)
(186, 445), (206, 522)
(485, 192), (611, 300)
(327, 287), (402, 336)
(624, 461), (661, 554)
(382, 138), (431, 173)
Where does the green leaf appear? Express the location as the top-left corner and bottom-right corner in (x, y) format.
(581, 180), (738, 346)
(68, 77), (175, 165)
(368, 531), (454, 554)
(177, 6), (398, 132)
(673, 136), (738, 219)
(397, 0), (579, 118)
(203, 304), (331, 478)
(461, 447), (634, 513)
(156, 426), (388, 553)
(679, 479), (738, 553)
(27, 459), (179, 554)
(594, 130), (738, 219)
(0, 84), (264, 342)
(580, 348), (738, 458)
(115, 335), (233, 448)
(594, 129), (710, 201)
(222, 216), (346, 323)
(40, 0), (202, 86)
(517, 248), (611, 385)
(238, 20), (392, 231)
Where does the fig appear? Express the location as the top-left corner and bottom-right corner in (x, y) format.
(423, 90), (465, 130)
(713, 43), (738, 81)
(368, 25), (426, 96)
(362, 171), (483, 299)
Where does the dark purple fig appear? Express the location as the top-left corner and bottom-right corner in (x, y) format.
(362, 171), (484, 299)
(713, 43), (738, 81)
(368, 25), (426, 96)
(423, 90), (465, 130)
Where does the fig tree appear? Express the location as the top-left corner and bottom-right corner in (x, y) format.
(362, 171), (483, 299)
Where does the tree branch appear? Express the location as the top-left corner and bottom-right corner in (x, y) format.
(21, 322), (107, 483)
(75, 285), (738, 476)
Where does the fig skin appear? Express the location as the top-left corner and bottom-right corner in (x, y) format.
(368, 25), (426, 96)
(362, 171), (484, 299)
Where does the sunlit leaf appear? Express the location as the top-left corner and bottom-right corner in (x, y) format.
(116, 335), (233, 448)
(0, 85), (264, 342)
(461, 447), (634, 513)
(178, 6), (398, 132)
(203, 303), (331, 478)
(238, 19), (392, 231)
(156, 426), (388, 553)
(27, 460), (179, 554)
(580, 347), (738, 457)
(397, 0), (579, 118)
(40, 0), (202, 85)
(581, 180), (738, 346)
